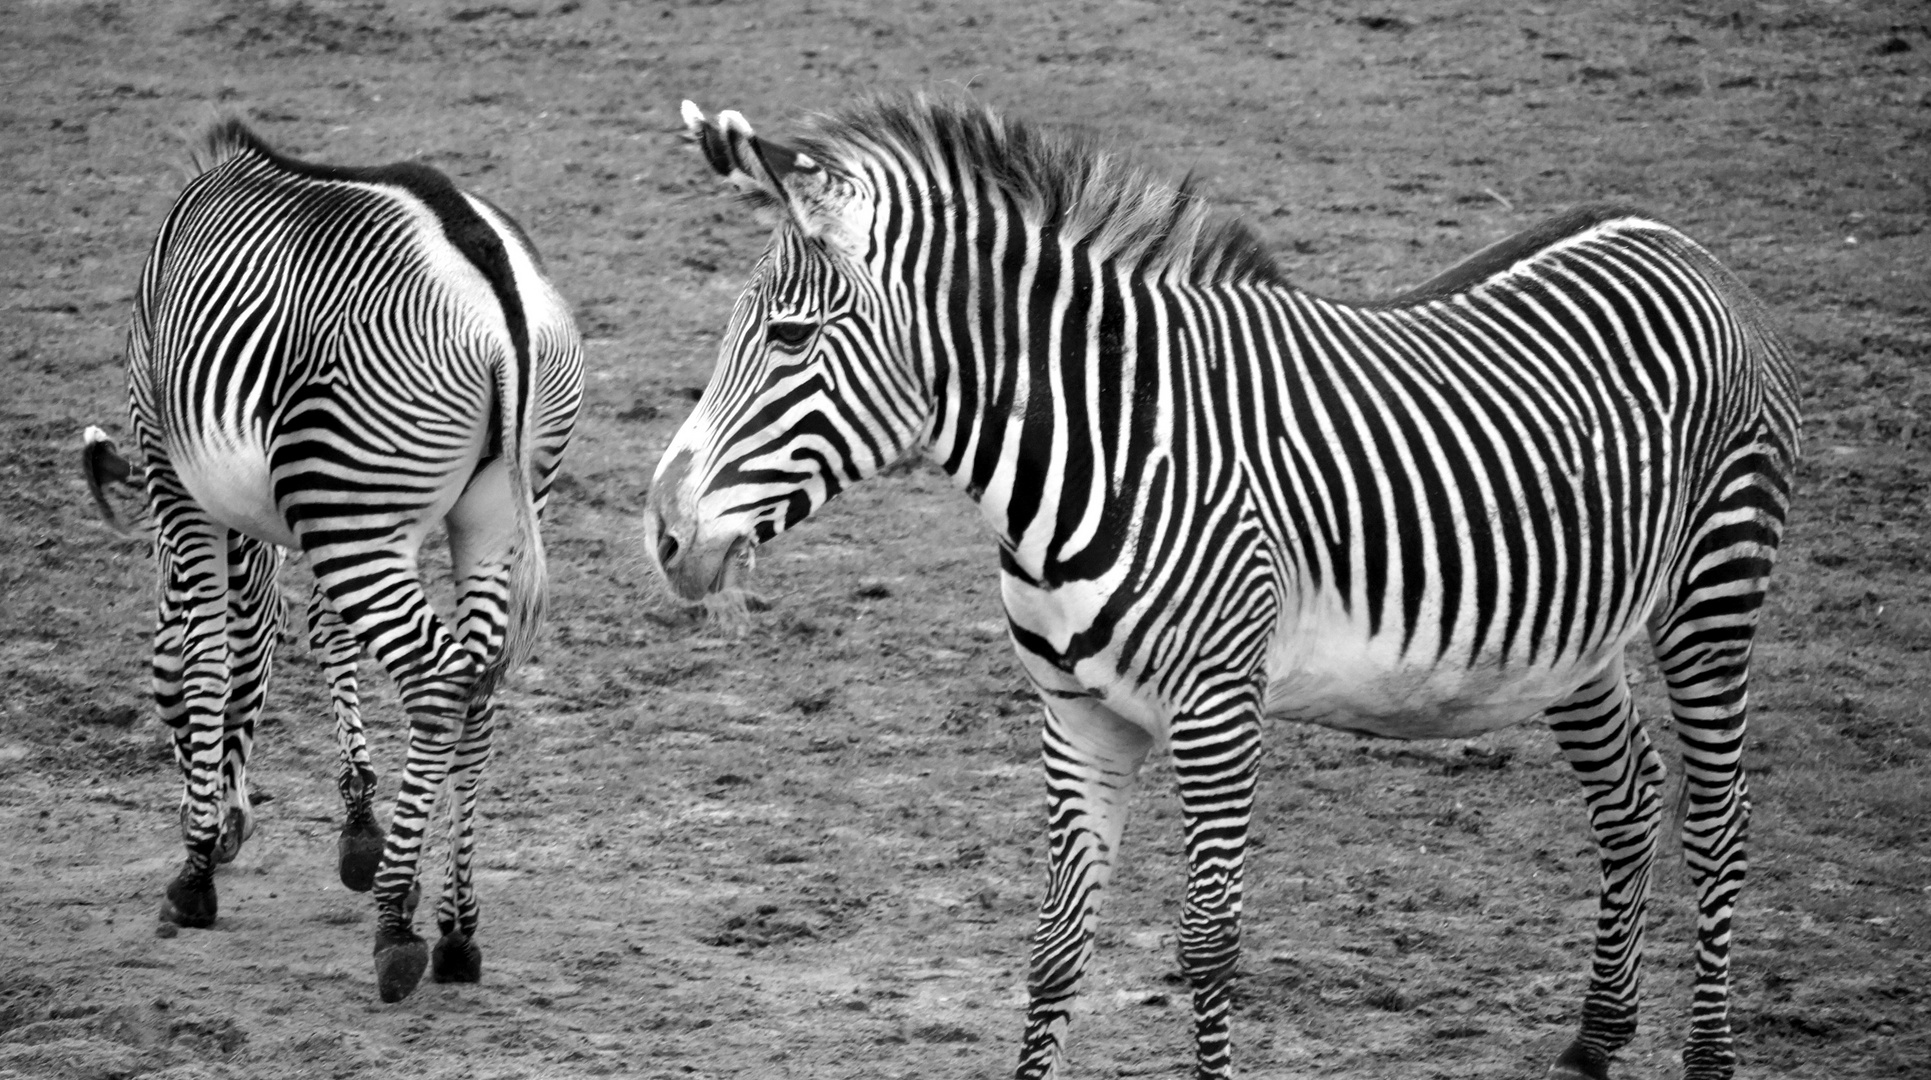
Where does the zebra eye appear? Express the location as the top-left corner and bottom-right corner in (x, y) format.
(766, 319), (817, 350)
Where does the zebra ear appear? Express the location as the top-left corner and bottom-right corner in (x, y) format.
(682, 101), (805, 214)
(681, 101), (861, 253)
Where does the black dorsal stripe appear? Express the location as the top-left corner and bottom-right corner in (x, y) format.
(1370, 203), (1645, 308)
(204, 119), (530, 398)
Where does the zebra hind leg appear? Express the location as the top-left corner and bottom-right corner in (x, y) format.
(150, 485), (235, 929)
(307, 584), (382, 891)
(213, 534), (282, 864)
(369, 639), (480, 1003)
(1647, 446), (1788, 1080)
(413, 461), (538, 989)
(1545, 655), (1667, 1080)
(430, 695), (495, 984)
(304, 546), (481, 1003)
(154, 569), (217, 925)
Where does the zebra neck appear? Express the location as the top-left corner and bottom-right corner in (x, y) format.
(921, 239), (1261, 590)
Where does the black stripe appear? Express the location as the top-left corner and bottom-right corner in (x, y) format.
(214, 120), (530, 402)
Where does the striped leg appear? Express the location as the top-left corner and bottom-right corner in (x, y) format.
(1649, 626), (1754, 1080)
(1171, 685), (1262, 1080)
(307, 585), (382, 891)
(1546, 656), (1666, 1080)
(1647, 439), (1789, 1080)
(149, 475), (233, 929)
(307, 544), (479, 1003)
(1651, 626), (1754, 1080)
(430, 695), (495, 983)
(211, 534), (283, 865)
(422, 458), (534, 986)
(153, 559), (190, 831)
(1017, 687), (1155, 1079)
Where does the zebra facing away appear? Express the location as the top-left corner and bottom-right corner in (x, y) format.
(109, 118), (583, 1003)
(82, 429), (468, 894)
(651, 97), (1798, 1079)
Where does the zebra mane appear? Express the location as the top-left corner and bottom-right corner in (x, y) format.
(190, 116), (277, 175)
(790, 94), (1283, 286)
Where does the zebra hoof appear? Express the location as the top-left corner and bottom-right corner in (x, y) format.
(373, 929), (429, 1003)
(214, 806), (251, 865)
(431, 932), (482, 984)
(1548, 1042), (1611, 1080)
(1680, 1043), (1736, 1080)
(337, 821), (384, 892)
(159, 875), (216, 929)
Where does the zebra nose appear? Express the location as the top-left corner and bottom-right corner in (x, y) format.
(656, 527), (682, 569)
(642, 503), (692, 576)
(645, 449), (697, 575)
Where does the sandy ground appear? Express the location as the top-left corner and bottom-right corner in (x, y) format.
(2, 2), (1927, 1077)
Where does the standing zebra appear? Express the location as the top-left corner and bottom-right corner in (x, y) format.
(81, 432), (505, 894)
(652, 97), (1797, 1080)
(111, 118), (583, 1003)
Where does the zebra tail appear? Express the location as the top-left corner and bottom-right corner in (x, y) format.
(490, 330), (548, 686)
(80, 426), (147, 540)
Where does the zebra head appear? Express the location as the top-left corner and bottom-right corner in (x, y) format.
(646, 102), (930, 600)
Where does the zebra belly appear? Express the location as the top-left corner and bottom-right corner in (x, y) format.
(1260, 635), (1615, 740)
(174, 438), (298, 549)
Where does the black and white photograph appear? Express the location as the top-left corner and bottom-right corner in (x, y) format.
(2, 2), (1925, 1077)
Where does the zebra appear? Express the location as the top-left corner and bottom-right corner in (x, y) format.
(107, 118), (583, 1004)
(85, 430), (408, 891)
(651, 96), (1798, 1080)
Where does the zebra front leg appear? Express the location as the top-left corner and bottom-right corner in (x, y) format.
(431, 695), (496, 984)
(307, 584), (381, 891)
(1017, 690), (1154, 1079)
(1171, 692), (1262, 1080)
(1546, 657), (1665, 1080)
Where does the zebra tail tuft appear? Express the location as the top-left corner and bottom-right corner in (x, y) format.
(80, 426), (149, 541)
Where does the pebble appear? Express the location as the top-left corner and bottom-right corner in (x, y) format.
(155, 922), (178, 939)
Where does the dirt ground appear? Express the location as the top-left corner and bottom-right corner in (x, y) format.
(2, 1), (1927, 1077)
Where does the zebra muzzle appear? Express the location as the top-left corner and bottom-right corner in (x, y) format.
(710, 534), (756, 595)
